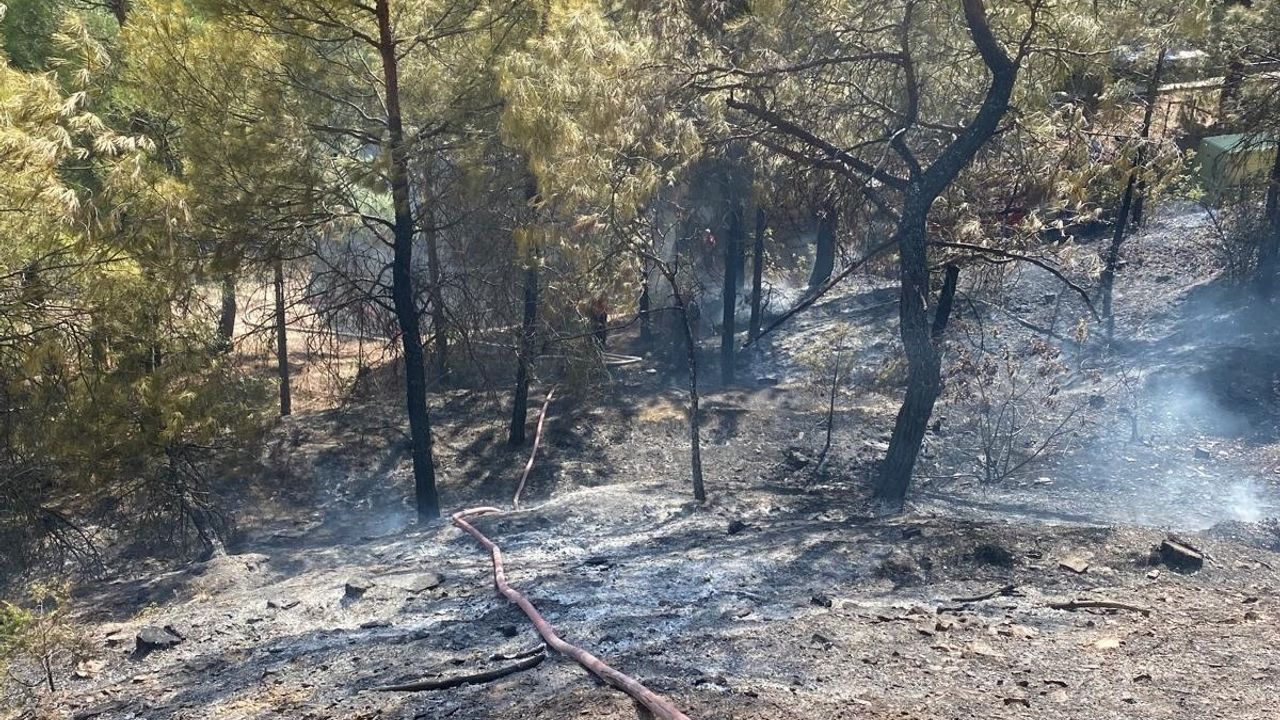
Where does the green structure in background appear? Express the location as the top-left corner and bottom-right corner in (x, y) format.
(1199, 133), (1278, 201)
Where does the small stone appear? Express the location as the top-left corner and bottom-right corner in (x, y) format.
(497, 624), (519, 638)
(1059, 556), (1090, 574)
(135, 626), (183, 653)
(1093, 636), (1121, 650)
(1194, 447), (1212, 460)
(359, 619), (390, 629)
(727, 519), (748, 535)
(345, 578), (373, 598)
(400, 573), (443, 594)
(267, 597), (300, 610)
(810, 592), (834, 608)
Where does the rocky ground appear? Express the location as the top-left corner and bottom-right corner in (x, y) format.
(9, 204), (1280, 720)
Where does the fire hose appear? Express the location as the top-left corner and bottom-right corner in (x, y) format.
(452, 387), (695, 720)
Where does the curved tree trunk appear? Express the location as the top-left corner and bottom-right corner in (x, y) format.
(377, 0), (439, 521)
(873, 0), (1019, 510)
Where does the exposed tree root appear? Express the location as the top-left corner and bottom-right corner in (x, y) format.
(452, 507), (695, 720)
(373, 649), (547, 692)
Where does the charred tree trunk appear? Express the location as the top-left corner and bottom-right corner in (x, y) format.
(1258, 146), (1280, 296)
(667, 271), (706, 503)
(424, 209), (448, 383)
(273, 257), (291, 417)
(874, 201), (941, 508)
(720, 201), (743, 384)
(1218, 57), (1245, 123)
(639, 263), (653, 347)
(509, 258), (539, 446)
(807, 203), (837, 290)
(748, 207), (766, 341)
(216, 272), (237, 353)
(377, 0), (440, 520)
(931, 264), (961, 339)
(1098, 49), (1166, 340)
(873, 0), (1018, 510)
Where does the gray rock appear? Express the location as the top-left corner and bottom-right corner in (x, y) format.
(136, 625), (183, 653)
(345, 578), (373, 598)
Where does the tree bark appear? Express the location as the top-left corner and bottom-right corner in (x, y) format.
(748, 207), (766, 341)
(377, 0), (440, 520)
(1098, 49), (1166, 340)
(509, 259), (538, 446)
(807, 203), (837, 290)
(273, 257), (291, 417)
(720, 200), (743, 384)
(216, 272), (237, 353)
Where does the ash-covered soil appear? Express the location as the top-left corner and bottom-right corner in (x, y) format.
(24, 205), (1280, 720)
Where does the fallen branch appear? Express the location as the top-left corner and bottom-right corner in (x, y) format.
(452, 508), (694, 720)
(930, 240), (1100, 321)
(512, 387), (556, 510)
(1047, 599), (1151, 616)
(950, 584), (1018, 603)
(373, 649), (547, 692)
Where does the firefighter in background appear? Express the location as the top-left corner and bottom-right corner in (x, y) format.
(589, 295), (609, 349)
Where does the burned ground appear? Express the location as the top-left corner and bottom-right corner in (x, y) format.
(15, 205), (1280, 720)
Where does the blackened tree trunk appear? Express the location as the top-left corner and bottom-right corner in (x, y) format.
(873, 0), (1019, 510)
(273, 257), (291, 417)
(216, 272), (237, 353)
(1256, 146), (1280, 296)
(684, 298), (706, 503)
(931, 264), (961, 339)
(1098, 49), (1166, 340)
(720, 201), (743, 384)
(509, 258), (539, 445)
(424, 208), (448, 383)
(748, 207), (766, 341)
(639, 263), (653, 346)
(665, 269), (705, 502)
(377, 0), (440, 520)
(807, 203), (837, 290)
(1218, 57), (1245, 123)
